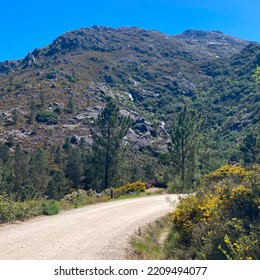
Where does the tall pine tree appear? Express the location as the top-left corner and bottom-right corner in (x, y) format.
(0, 144), (13, 195)
(65, 147), (84, 188)
(91, 99), (131, 191)
(28, 148), (50, 196)
(13, 143), (29, 193)
(169, 105), (202, 190)
(240, 133), (259, 165)
(47, 170), (69, 199)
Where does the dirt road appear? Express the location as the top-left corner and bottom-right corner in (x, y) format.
(0, 195), (177, 259)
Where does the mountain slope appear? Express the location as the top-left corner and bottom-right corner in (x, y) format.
(0, 26), (258, 169)
(174, 29), (250, 59)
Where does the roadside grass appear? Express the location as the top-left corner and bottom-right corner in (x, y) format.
(114, 192), (146, 200)
(0, 189), (167, 224)
(128, 215), (172, 260)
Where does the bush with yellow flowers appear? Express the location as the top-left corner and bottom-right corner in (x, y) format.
(202, 164), (251, 188)
(228, 185), (259, 219)
(113, 181), (146, 198)
(218, 219), (259, 260)
(165, 164), (260, 260)
(171, 196), (202, 233)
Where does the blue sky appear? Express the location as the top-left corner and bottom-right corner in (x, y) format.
(1, 0), (259, 61)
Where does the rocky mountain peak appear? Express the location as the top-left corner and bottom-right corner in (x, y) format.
(41, 25), (170, 57)
(174, 29), (250, 59)
(32, 26), (249, 64)
(175, 29), (247, 43)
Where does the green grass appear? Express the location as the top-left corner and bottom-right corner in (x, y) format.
(128, 215), (172, 260)
(117, 190), (167, 200)
(115, 192), (147, 200)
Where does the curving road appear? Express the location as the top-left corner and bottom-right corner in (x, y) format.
(0, 195), (177, 260)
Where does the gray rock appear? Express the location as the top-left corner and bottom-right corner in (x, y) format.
(119, 109), (140, 121)
(0, 60), (20, 74)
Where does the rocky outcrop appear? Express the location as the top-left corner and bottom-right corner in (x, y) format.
(0, 60), (20, 74)
(174, 30), (249, 59)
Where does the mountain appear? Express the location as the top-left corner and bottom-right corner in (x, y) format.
(0, 26), (259, 170)
(174, 29), (249, 58)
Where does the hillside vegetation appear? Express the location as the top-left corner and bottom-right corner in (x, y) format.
(130, 164), (260, 260)
(0, 27), (259, 259)
(0, 27), (258, 174)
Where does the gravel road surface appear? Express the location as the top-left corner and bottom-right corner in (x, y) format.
(0, 195), (177, 259)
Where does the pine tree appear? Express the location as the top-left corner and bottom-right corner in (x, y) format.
(169, 106), (202, 190)
(240, 133), (259, 165)
(0, 144), (13, 194)
(65, 148), (84, 188)
(91, 99), (131, 190)
(46, 170), (69, 199)
(0, 143), (11, 165)
(53, 146), (64, 168)
(28, 148), (50, 196)
(13, 144), (29, 193)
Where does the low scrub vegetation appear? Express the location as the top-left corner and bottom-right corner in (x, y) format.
(113, 181), (146, 198)
(166, 164), (260, 260)
(129, 164), (260, 260)
(35, 110), (58, 124)
(42, 200), (61, 215)
(0, 183), (150, 224)
(62, 189), (95, 207)
(0, 196), (46, 223)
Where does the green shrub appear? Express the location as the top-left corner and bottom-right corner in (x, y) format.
(46, 70), (58, 79)
(16, 185), (37, 201)
(62, 189), (91, 207)
(35, 111), (58, 125)
(13, 200), (44, 220)
(167, 176), (185, 193)
(0, 195), (14, 223)
(43, 200), (60, 215)
(0, 196), (45, 223)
